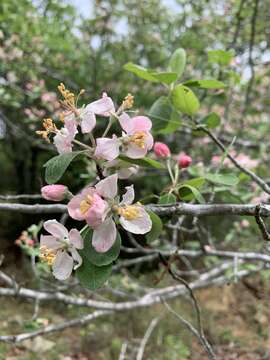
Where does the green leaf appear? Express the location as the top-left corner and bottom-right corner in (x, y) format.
(44, 151), (82, 184)
(171, 85), (200, 115)
(119, 155), (165, 169)
(81, 227), (121, 267)
(76, 257), (112, 291)
(183, 177), (205, 188)
(208, 49), (234, 66)
(150, 71), (178, 85)
(148, 96), (181, 134)
(205, 173), (239, 186)
(168, 48), (186, 79)
(179, 185), (205, 203)
(123, 62), (158, 82)
(183, 79), (226, 89)
(158, 193), (177, 204)
(124, 63), (177, 84)
(201, 112), (221, 129)
(146, 211), (163, 243)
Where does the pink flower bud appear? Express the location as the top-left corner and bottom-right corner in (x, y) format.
(178, 153), (192, 168)
(153, 142), (171, 158)
(41, 185), (68, 201)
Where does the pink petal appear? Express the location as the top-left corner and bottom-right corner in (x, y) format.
(92, 217), (117, 253)
(44, 220), (69, 239)
(119, 113), (133, 134)
(85, 193), (108, 228)
(65, 115), (78, 137)
(80, 106), (96, 133)
(119, 207), (152, 234)
(54, 130), (73, 154)
(88, 93), (115, 117)
(69, 229), (83, 249)
(52, 250), (73, 280)
(145, 132), (154, 150)
(94, 136), (120, 161)
(95, 174), (118, 199)
(132, 116), (152, 132)
(40, 235), (60, 250)
(67, 194), (85, 221)
(120, 185), (135, 206)
(125, 143), (148, 159)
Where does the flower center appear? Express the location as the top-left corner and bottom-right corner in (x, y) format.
(39, 246), (56, 266)
(129, 131), (146, 149)
(117, 205), (140, 220)
(80, 194), (93, 214)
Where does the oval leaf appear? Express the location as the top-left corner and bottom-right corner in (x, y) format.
(171, 85), (200, 115)
(44, 151), (82, 184)
(146, 211), (163, 243)
(205, 173), (239, 186)
(168, 48), (186, 79)
(119, 155), (165, 169)
(158, 193), (177, 205)
(81, 227), (121, 267)
(183, 79), (226, 89)
(149, 71), (178, 85)
(123, 62), (157, 82)
(179, 185), (205, 203)
(76, 257), (112, 291)
(201, 112), (221, 129)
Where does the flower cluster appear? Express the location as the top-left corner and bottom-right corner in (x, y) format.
(37, 84), (154, 280)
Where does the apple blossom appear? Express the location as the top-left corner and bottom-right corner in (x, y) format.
(40, 220), (83, 280)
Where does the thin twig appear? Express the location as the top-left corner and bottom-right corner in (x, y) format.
(136, 317), (160, 360)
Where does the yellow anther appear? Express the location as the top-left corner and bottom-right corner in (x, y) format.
(36, 118), (58, 142)
(130, 131), (146, 149)
(117, 205), (140, 220)
(121, 93), (134, 110)
(39, 246), (56, 266)
(80, 195), (93, 214)
(58, 83), (75, 107)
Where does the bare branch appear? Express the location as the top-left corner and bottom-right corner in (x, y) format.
(255, 204), (270, 241)
(136, 317), (160, 360)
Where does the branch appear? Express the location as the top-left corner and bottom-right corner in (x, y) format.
(136, 317), (160, 360)
(2, 202), (270, 218)
(0, 310), (112, 343)
(197, 126), (270, 195)
(0, 194), (42, 201)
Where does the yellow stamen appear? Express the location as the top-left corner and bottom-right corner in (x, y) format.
(80, 195), (93, 214)
(36, 118), (58, 142)
(58, 83), (75, 107)
(39, 246), (56, 266)
(117, 205), (140, 220)
(121, 93), (134, 110)
(129, 131), (146, 149)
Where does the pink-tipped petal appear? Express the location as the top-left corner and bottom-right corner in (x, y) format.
(85, 193), (108, 228)
(145, 132), (154, 150)
(80, 107), (96, 133)
(94, 136), (120, 161)
(65, 116), (78, 137)
(43, 220), (69, 239)
(52, 250), (73, 280)
(92, 218), (117, 253)
(69, 229), (84, 249)
(119, 207), (152, 234)
(40, 235), (60, 250)
(88, 94), (115, 117)
(95, 174), (118, 199)
(120, 185), (135, 206)
(54, 129), (73, 154)
(132, 116), (152, 132)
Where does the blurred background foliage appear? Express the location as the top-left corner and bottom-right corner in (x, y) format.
(1, 0), (270, 358)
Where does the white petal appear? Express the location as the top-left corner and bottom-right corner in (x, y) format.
(125, 143), (148, 159)
(120, 185), (135, 206)
(40, 235), (60, 250)
(70, 248), (82, 270)
(92, 217), (117, 253)
(44, 220), (69, 239)
(80, 107), (96, 133)
(95, 174), (118, 199)
(69, 229), (83, 249)
(94, 136), (120, 161)
(120, 207), (152, 234)
(52, 250), (73, 280)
